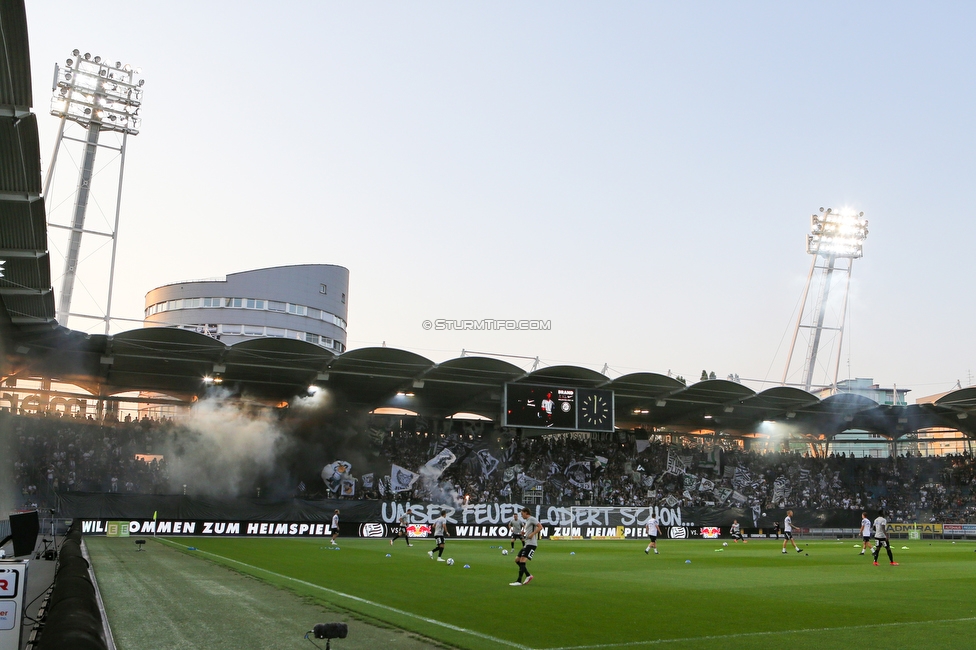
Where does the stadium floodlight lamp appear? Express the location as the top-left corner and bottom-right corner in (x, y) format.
(50, 51), (145, 135)
(806, 207), (868, 258)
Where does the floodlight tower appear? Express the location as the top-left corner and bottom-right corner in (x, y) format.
(782, 207), (869, 393)
(45, 50), (144, 332)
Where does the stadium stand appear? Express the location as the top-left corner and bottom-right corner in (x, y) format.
(3, 410), (976, 524)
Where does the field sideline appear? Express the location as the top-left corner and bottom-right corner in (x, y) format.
(92, 536), (976, 650)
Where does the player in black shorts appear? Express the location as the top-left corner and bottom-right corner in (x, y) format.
(511, 507), (541, 586)
(390, 508), (414, 546)
(509, 513), (524, 550)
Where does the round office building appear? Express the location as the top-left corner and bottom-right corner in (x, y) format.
(144, 264), (348, 353)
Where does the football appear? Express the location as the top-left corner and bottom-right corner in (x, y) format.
(446, 558), (455, 565)
(502, 549), (509, 555)
(722, 542), (728, 546)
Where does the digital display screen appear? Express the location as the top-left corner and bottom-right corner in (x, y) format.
(504, 384), (615, 432)
(504, 384), (576, 429)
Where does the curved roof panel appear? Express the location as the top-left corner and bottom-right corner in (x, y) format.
(935, 387), (976, 409)
(406, 356), (524, 418)
(222, 338), (334, 398)
(324, 347), (434, 406)
(608, 372), (686, 398)
(520, 365), (607, 387)
(105, 328), (226, 396)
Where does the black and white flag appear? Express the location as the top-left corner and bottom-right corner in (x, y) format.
(390, 464), (420, 492)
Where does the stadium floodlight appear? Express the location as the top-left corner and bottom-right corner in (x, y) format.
(783, 207), (869, 393)
(807, 208), (869, 258)
(45, 50), (145, 332)
(50, 54), (144, 135)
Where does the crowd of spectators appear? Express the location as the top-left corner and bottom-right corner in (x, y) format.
(3, 409), (976, 523)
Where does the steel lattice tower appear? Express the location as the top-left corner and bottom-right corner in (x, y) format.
(782, 207), (869, 393)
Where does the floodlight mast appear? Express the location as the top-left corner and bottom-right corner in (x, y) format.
(46, 50), (144, 332)
(781, 207), (869, 393)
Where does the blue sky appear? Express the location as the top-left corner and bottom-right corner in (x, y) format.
(25, 2), (976, 396)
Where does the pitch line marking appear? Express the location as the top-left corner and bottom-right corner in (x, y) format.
(545, 616), (976, 649)
(156, 539), (530, 650)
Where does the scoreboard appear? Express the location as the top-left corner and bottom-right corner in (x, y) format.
(503, 384), (614, 432)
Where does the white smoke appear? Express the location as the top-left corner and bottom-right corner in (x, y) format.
(163, 393), (285, 497)
(417, 452), (464, 507)
(0, 414), (18, 517)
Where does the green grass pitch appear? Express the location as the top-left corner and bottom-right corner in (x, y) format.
(99, 536), (976, 649)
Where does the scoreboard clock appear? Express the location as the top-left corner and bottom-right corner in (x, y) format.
(576, 389), (614, 432)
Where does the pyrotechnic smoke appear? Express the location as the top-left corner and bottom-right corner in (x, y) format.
(418, 465), (464, 507)
(276, 389), (380, 497)
(0, 413), (16, 516)
(162, 392), (285, 497)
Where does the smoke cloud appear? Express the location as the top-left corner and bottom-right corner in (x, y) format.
(162, 392), (285, 498)
(0, 413), (16, 517)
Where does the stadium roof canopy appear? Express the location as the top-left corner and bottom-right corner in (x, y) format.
(2, 1), (975, 442)
(5, 324), (976, 440)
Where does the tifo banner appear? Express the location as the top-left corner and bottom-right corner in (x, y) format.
(58, 493), (894, 535)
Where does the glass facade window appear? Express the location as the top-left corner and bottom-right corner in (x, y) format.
(148, 297), (345, 330)
(266, 327), (285, 337)
(220, 324), (241, 335)
(243, 324), (263, 336)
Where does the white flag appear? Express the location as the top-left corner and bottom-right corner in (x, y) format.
(476, 449), (500, 477)
(424, 448), (457, 478)
(390, 464), (420, 492)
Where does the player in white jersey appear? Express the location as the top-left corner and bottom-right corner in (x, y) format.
(511, 507), (541, 586)
(781, 510), (803, 554)
(871, 509), (898, 566)
(510, 513), (525, 550)
(859, 512), (872, 555)
(391, 508), (414, 546)
(644, 515), (660, 554)
(330, 510), (340, 545)
(730, 519), (745, 543)
(541, 393), (555, 421)
(428, 513), (449, 561)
